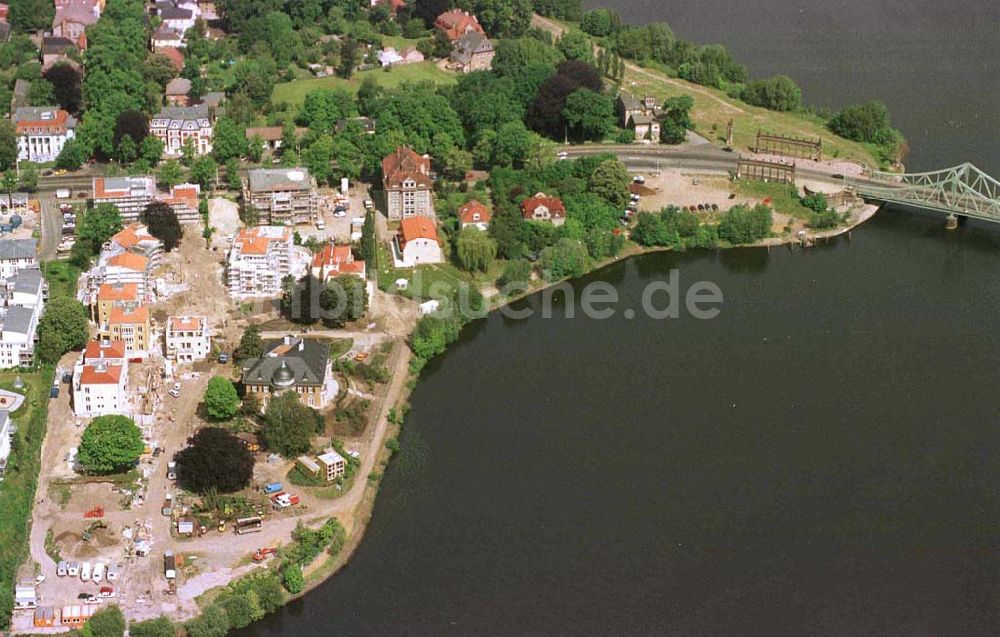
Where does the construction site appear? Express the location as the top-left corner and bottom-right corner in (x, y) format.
(12, 195), (419, 632)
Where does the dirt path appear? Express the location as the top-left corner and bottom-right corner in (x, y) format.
(529, 14), (746, 115)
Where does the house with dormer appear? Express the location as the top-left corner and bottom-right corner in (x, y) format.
(149, 104), (213, 157)
(381, 146), (433, 220)
(241, 335), (337, 409)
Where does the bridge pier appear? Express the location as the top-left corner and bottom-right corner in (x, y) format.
(945, 214), (959, 230)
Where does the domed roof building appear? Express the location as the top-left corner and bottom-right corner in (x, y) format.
(240, 335), (338, 409)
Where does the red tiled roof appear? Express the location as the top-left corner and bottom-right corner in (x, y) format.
(154, 46), (185, 72)
(434, 9), (485, 41)
(458, 200), (491, 225)
(381, 146), (431, 189)
(109, 305), (148, 325)
(169, 316), (204, 332)
(107, 252), (148, 271)
(111, 223), (155, 250)
(14, 109), (73, 135)
(84, 339), (126, 361)
(521, 192), (566, 220)
(312, 243), (365, 276)
(399, 216), (440, 245)
(234, 227), (291, 256)
(97, 282), (139, 303)
(80, 363), (124, 385)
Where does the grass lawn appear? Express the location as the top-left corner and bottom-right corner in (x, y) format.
(732, 180), (816, 220)
(621, 65), (880, 167)
(273, 62), (457, 106)
(0, 370), (54, 629)
(42, 261), (80, 301)
(388, 263), (471, 301)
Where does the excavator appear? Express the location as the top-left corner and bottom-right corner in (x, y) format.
(82, 521), (108, 542)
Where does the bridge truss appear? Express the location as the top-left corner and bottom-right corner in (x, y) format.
(847, 163), (1000, 222)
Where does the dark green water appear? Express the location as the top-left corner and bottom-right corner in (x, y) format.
(238, 210), (1000, 634)
(235, 1), (1000, 633)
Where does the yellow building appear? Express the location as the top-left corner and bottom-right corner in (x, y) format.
(94, 282), (140, 327)
(107, 305), (151, 357)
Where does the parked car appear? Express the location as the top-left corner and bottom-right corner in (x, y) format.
(169, 383), (181, 398)
(98, 587), (115, 598)
(633, 175), (646, 184)
(218, 352), (229, 364)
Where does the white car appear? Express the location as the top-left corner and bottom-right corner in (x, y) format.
(169, 383), (181, 398)
(557, 151), (569, 160)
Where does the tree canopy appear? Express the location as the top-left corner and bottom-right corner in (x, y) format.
(141, 202), (183, 251)
(36, 297), (89, 364)
(204, 376), (240, 420)
(174, 427), (254, 494)
(78, 416), (145, 475)
(262, 392), (322, 457)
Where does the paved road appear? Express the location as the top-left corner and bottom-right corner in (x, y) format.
(38, 198), (67, 262)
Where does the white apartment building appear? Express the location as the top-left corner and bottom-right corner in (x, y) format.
(149, 105), (213, 157)
(72, 340), (130, 417)
(225, 226), (293, 298)
(0, 254), (45, 369)
(165, 315), (211, 362)
(0, 239), (38, 280)
(93, 176), (156, 223)
(13, 107), (77, 163)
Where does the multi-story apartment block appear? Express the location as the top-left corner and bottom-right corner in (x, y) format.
(72, 339), (129, 417)
(93, 176), (156, 222)
(106, 305), (150, 357)
(13, 107), (77, 163)
(149, 105), (213, 157)
(225, 226), (293, 298)
(243, 168), (318, 226)
(381, 146), (433, 220)
(165, 315), (211, 362)
(93, 282), (139, 327)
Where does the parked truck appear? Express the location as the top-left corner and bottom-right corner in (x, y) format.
(163, 552), (176, 580)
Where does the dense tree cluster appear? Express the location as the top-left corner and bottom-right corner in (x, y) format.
(78, 415), (145, 475)
(140, 202), (182, 252)
(263, 392), (323, 457)
(174, 427), (255, 493)
(717, 204), (774, 244)
(631, 207), (718, 250)
(36, 297), (90, 364)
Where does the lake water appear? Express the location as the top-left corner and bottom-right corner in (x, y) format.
(235, 2), (1000, 634)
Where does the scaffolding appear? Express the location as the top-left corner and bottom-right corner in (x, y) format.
(754, 130), (822, 161)
(736, 155), (797, 185)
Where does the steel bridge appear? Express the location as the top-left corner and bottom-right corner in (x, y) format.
(846, 163), (1000, 223)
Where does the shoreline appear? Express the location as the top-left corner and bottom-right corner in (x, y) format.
(215, 202), (883, 617)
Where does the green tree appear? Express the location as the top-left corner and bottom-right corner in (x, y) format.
(140, 135), (164, 167)
(455, 226), (498, 272)
(263, 392), (322, 457)
(320, 274), (369, 328)
(218, 593), (254, 629)
(204, 376), (240, 420)
(302, 134), (334, 185)
(539, 237), (589, 279)
(741, 75), (802, 112)
(498, 258), (532, 288)
(213, 117), (247, 162)
(157, 160), (184, 190)
(185, 603), (230, 637)
(236, 324), (263, 361)
(36, 296), (89, 363)
(18, 165), (38, 193)
(563, 88), (615, 141)
(588, 159), (630, 208)
(557, 30), (593, 63)
(225, 158), (242, 191)
(581, 8), (618, 36)
(128, 616), (175, 637)
(78, 416), (145, 475)
(828, 100), (893, 142)
(282, 564), (304, 594)
(189, 156), (218, 190)
(174, 427), (254, 493)
(141, 202), (182, 251)
(247, 134), (265, 162)
(717, 203), (773, 244)
(338, 37), (359, 79)
(0, 120), (17, 172)
(81, 605), (125, 637)
(55, 138), (89, 170)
